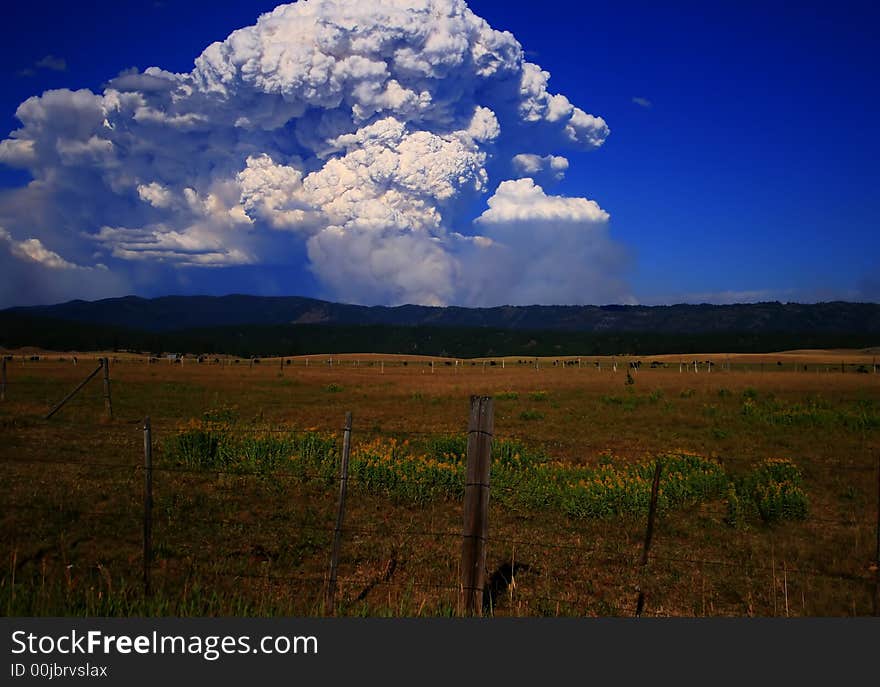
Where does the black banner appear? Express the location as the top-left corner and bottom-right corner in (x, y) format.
(2, 617), (878, 685)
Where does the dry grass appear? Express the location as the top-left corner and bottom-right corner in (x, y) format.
(1, 349), (878, 617)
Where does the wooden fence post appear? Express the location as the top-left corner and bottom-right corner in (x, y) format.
(1, 357), (6, 402)
(460, 396), (494, 616)
(143, 416), (153, 597)
(326, 411), (353, 615)
(874, 454), (880, 617)
(635, 461), (663, 617)
(45, 361), (105, 420)
(101, 357), (113, 419)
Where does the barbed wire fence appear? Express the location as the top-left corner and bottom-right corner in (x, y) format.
(1, 356), (879, 616)
(2, 399), (879, 618)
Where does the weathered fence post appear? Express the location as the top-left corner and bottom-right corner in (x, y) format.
(143, 416), (153, 597)
(101, 357), (113, 419)
(635, 461), (663, 617)
(326, 411), (353, 615)
(45, 361), (105, 420)
(874, 454), (880, 617)
(1, 357), (6, 402)
(460, 396), (494, 616)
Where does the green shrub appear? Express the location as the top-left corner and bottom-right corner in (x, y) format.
(168, 426), (227, 470)
(726, 458), (808, 525)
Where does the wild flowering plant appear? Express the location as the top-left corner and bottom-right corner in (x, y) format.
(165, 421), (807, 522)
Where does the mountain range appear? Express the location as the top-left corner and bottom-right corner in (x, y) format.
(1, 295), (878, 357)
(5, 295), (880, 333)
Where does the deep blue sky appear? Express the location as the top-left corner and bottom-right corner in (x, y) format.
(1, 0), (878, 305)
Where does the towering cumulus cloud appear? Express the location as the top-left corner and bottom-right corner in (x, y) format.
(0, 0), (628, 307)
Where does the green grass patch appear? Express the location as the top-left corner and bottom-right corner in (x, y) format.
(519, 409), (545, 421)
(599, 389), (659, 411)
(741, 396), (879, 430)
(163, 423), (804, 523)
(725, 458), (808, 527)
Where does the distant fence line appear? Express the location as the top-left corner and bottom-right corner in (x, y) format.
(1, 352), (878, 407)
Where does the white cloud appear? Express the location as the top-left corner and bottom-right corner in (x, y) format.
(0, 227), (105, 271)
(0, 230), (129, 308)
(0, 138), (36, 167)
(632, 96), (652, 108)
(462, 179), (629, 306)
(92, 225), (252, 267)
(477, 178), (608, 225)
(36, 55), (68, 72)
(0, 0), (623, 307)
(137, 182), (174, 208)
(511, 153), (569, 182)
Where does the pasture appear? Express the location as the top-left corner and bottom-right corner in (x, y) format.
(1, 348), (878, 617)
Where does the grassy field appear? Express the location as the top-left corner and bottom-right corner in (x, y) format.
(1, 348), (878, 617)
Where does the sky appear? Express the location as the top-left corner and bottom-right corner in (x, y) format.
(0, 0), (877, 309)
